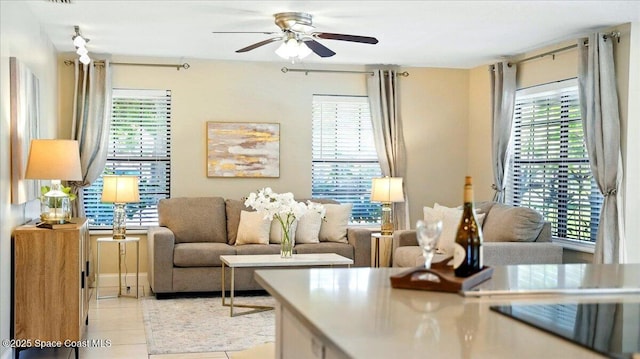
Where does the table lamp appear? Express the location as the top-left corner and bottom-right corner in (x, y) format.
(25, 139), (83, 224)
(101, 175), (140, 239)
(371, 177), (404, 235)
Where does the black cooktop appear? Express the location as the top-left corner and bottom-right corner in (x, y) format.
(491, 302), (640, 359)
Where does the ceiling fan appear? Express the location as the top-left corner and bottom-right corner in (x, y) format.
(213, 12), (378, 60)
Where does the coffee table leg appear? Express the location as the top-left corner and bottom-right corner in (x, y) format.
(230, 267), (235, 316)
(221, 262), (226, 307)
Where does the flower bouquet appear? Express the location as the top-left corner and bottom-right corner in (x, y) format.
(245, 187), (325, 258)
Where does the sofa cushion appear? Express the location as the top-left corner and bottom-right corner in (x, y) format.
(428, 204), (485, 255)
(294, 242), (354, 260)
(225, 199), (254, 245)
(235, 243), (281, 255)
(270, 219), (297, 244)
(158, 197), (227, 243)
(236, 210), (271, 245)
(295, 211), (322, 244)
(482, 203), (544, 242)
(319, 203), (352, 243)
(173, 242), (236, 267)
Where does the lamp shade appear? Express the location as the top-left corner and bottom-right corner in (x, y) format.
(371, 177), (404, 203)
(101, 175), (140, 203)
(25, 139), (83, 181)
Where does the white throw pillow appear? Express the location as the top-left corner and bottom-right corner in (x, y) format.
(319, 203), (352, 243)
(269, 219), (297, 244)
(295, 211), (322, 244)
(235, 210), (271, 245)
(425, 203), (485, 255)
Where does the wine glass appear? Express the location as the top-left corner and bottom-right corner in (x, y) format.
(416, 213), (443, 270)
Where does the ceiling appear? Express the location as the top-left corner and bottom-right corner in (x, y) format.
(25, 0), (640, 69)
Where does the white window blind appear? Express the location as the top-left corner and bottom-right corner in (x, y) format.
(506, 79), (602, 243)
(312, 95), (382, 224)
(83, 88), (171, 229)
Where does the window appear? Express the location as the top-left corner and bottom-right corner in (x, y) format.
(312, 95), (382, 224)
(506, 79), (602, 246)
(83, 89), (171, 229)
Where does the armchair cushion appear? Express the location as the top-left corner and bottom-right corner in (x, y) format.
(482, 202), (544, 242)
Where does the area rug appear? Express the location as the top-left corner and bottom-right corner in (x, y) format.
(142, 295), (276, 354)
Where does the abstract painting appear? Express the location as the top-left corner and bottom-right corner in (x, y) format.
(10, 57), (40, 204)
(206, 122), (279, 177)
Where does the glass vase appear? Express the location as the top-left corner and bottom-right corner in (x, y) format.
(280, 222), (293, 258)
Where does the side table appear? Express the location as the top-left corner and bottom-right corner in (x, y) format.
(371, 233), (393, 267)
(96, 237), (140, 299)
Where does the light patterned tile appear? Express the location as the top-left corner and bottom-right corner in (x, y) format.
(150, 352), (229, 359)
(77, 343), (148, 359)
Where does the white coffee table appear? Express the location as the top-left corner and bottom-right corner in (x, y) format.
(220, 253), (353, 316)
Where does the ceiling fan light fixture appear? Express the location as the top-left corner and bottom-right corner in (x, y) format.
(72, 34), (86, 48)
(79, 54), (91, 65)
(76, 46), (88, 56)
(275, 38), (312, 61)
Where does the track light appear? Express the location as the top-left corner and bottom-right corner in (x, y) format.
(72, 25), (91, 64)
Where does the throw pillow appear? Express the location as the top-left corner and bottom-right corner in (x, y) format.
(270, 219), (298, 244)
(235, 210), (271, 245)
(295, 211), (322, 244)
(319, 203), (352, 243)
(225, 199), (253, 245)
(427, 203), (486, 255)
(482, 203), (544, 242)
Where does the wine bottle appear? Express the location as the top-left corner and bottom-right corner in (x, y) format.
(453, 176), (483, 277)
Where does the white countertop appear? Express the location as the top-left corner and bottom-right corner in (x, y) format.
(255, 264), (640, 359)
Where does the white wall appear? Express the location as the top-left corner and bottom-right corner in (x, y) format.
(0, 2), (58, 357)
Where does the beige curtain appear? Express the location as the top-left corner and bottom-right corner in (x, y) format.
(577, 33), (626, 264)
(69, 59), (113, 217)
(367, 68), (409, 230)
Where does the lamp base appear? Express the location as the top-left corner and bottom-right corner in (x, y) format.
(380, 202), (394, 235)
(40, 185), (72, 224)
(112, 203), (127, 240)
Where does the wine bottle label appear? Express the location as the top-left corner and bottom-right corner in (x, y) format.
(452, 243), (465, 269)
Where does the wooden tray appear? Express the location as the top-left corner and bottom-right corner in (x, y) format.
(390, 257), (493, 293)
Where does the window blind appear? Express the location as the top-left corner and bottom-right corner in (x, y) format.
(506, 79), (602, 243)
(83, 88), (171, 229)
(312, 95), (382, 224)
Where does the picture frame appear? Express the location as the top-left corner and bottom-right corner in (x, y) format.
(10, 57), (40, 204)
(206, 122), (280, 178)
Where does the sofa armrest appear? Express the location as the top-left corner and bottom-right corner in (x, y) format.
(147, 226), (176, 294)
(392, 230), (418, 253)
(484, 242), (562, 265)
(534, 222), (552, 242)
(347, 228), (372, 267)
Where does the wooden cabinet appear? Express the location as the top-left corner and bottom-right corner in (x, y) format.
(12, 218), (90, 356)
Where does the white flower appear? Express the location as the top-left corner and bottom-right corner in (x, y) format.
(244, 188), (326, 229)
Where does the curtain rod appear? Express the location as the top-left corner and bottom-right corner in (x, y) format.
(508, 31), (620, 67)
(63, 60), (190, 70)
(281, 67), (409, 77)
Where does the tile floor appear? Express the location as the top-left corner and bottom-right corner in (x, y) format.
(17, 286), (236, 359)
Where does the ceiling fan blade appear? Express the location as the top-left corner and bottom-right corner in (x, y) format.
(313, 32), (378, 44)
(303, 40), (336, 58)
(212, 31), (279, 35)
(236, 37), (282, 53)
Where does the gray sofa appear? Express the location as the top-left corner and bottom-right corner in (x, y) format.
(147, 197), (372, 295)
(393, 201), (563, 267)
